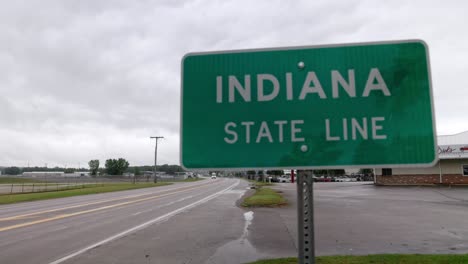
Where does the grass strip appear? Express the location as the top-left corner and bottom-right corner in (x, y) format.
(242, 187), (286, 207)
(247, 254), (468, 264)
(0, 177), (43, 184)
(0, 182), (172, 205)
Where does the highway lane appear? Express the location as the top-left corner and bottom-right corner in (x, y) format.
(0, 180), (211, 217)
(0, 178), (243, 264)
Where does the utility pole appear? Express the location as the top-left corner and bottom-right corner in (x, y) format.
(150, 136), (164, 183)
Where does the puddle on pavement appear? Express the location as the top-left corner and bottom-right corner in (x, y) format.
(206, 211), (265, 264)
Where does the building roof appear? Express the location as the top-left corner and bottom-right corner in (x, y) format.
(438, 131), (468, 145)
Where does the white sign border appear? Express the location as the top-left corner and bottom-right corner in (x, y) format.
(179, 39), (438, 170)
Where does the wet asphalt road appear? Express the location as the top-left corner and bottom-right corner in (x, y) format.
(2, 179), (468, 264)
(270, 182), (468, 256)
(0, 178), (251, 264)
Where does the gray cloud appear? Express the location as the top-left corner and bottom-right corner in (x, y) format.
(0, 0), (467, 167)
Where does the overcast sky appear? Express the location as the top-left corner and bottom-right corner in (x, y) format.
(1, 0), (467, 168)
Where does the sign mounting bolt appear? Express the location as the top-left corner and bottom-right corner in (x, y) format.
(298, 61), (305, 69)
(301, 145), (308, 152)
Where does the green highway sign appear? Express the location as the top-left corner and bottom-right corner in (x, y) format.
(180, 40), (437, 170)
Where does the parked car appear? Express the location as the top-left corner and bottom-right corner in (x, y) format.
(267, 176), (279, 182)
(315, 176), (332, 182)
(279, 176), (291, 183)
(338, 177), (352, 182)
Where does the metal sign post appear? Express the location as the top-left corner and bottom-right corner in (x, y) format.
(297, 170), (315, 264)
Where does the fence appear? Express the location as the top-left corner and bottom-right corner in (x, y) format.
(0, 175), (193, 195)
(0, 182), (102, 195)
(127, 176), (192, 184)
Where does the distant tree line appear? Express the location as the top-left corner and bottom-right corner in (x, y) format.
(101, 159), (185, 176)
(103, 158), (129, 176)
(126, 164), (185, 176)
(4, 166), (21, 175)
(2, 166), (78, 175)
(1, 160), (185, 177)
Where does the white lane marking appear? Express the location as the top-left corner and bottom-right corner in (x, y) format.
(49, 180), (239, 264)
(40, 225), (69, 233)
(0, 181), (210, 213)
(166, 195), (194, 206)
(131, 196), (195, 216)
(0, 182), (213, 221)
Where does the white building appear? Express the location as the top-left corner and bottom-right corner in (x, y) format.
(22, 171), (65, 177)
(65, 171), (91, 177)
(22, 171), (91, 178)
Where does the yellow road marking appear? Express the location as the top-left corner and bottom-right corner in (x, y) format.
(0, 194), (144, 222)
(0, 184), (208, 232)
(0, 181), (212, 222)
(0, 182), (217, 231)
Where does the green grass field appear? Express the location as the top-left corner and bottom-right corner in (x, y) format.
(242, 187), (286, 207)
(0, 177), (43, 184)
(0, 182), (172, 205)
(247, 254), (468, 264)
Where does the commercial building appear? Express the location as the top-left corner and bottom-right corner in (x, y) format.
(22, 171), (65, 177)
(22, 171), (91, 178)
(375, 131), (468, 185)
